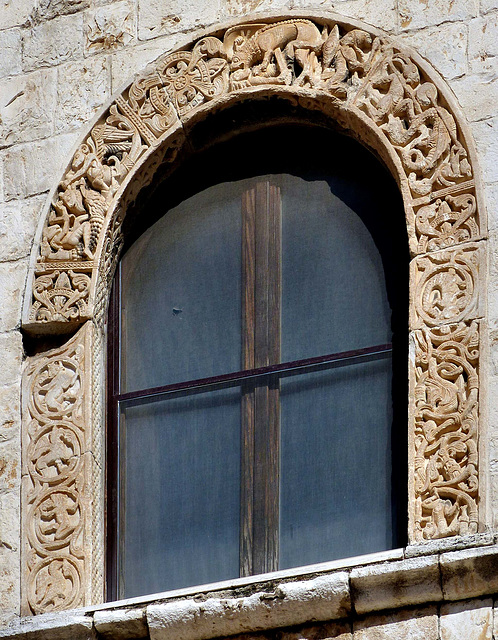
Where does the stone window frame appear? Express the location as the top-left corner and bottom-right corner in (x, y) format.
(20, 12), (486, 615)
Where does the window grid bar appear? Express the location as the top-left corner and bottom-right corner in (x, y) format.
(115, 342), (393, 404)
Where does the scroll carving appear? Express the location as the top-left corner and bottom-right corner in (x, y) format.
(413, 321), (479, 541)
(22, 16), (485, 587)
(22, 325), (92, 614)
(411, 244), (481, 329)
(27, 18), (481, 327)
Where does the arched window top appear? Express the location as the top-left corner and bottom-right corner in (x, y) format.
(107, 126), (408, 600)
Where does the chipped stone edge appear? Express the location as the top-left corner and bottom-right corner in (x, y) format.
(3, 542), (498, 639)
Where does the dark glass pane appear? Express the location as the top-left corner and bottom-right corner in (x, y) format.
(281, 175), (391, 361)
(119, 386), (241, 598)
(279, 356), (393, 569)
(120, 181), (242, 392)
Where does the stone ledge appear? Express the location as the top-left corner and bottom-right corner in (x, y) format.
(3, 543), (498, 639)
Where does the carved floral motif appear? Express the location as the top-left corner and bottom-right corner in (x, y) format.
(411, 244), (481, 328)
(22, 17), (485, 599)
(27, 18), (481, 327)
(22, 326), (91, 614)
(413, 322), (479, 541)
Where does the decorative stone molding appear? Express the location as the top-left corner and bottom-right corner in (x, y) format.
(21, 324), (93, 615)
(412, 321), (479, 541)
(21, 14), (487, 613)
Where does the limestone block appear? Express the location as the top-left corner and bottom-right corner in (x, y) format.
(480, 0), (498, 12)
(0, 384), (20, 445)
(350, 556), (442, 615)
(27, 0), (89, 25)
(0, 69), (56, 148)
(56, 56), (110, 134)
(440, 599), (493, 640)
(137, 0), (221, 41)
(0, 261), (28, 332)
(111, 36), (182, 91)
(94, 607), (148, 638)
(353, 606), (439, 640)
(147, 573), (351, 640)
(484, 181), (498, 232)
(0, 542), (20, 626)
(440, 545), (498, 600)
(0, 491), (19, 552)
(398, 22), (467, 80)
(0, 612), (94, 639)
(451, 60), (498, 122)
(0, 197), (44, 261)
(0, 438), (19, 493)
(85, 0), (136, 53)
(2, 132), (79, 200)
(225, 0), (285, 16)
(472, 117), (498, 184)
(22, 13), (84, 71)
(469, 13), (498, 59)
(0, 332), (23, 387)
(0, 29), (22, 79)
(398, 0), (477, 30)
(0, 0), (35, 29)
(320, 0), (397, 33)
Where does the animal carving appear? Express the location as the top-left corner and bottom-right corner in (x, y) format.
(224, 20), (323, 87)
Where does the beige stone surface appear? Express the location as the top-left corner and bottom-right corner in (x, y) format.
(469, 12), (498, 59)
(440, 599), (493, 640)
(0, 611), (94, 639)
(147, 573), (351, 640)
(2, 132), (79, 200)
(480, 0), (498, 12)
(110, 35), (182, 91)
(440, 545), (498, 600)
(0, 261), (28, 332)
(0, 0), (36, 30)
(472, 116), (498, 184)
(0, 547), (20, 626)
(0, 69), (57, 148)
(0, 332), (23, 388)
(0, 197), (44, 261)
(350, 556), (442, 615)
(55, 56), (110, 134)
(353, 606), (439, 640)
(398, 22), (467, 80)
(0, 29), (22, 80)
(85, 0), (136, 54)
(452, 61), (498, 122)
(26, 0), (89, 25)
(22, 13), (85, 71)
(0, 385), (21, 445)
(137, 0), (221, 40)
(398, 0), (477, 30)
(93, 607), (148, 638)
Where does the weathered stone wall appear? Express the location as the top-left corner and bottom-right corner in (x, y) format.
(0, 0), (497, 635)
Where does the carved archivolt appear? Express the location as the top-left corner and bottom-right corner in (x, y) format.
(22, 325), (92, 614)
(21, 15), (485, 612)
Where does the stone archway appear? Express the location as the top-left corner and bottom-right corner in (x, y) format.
(21, 13), (485, 614)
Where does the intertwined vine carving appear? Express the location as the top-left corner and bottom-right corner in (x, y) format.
(22, 325), (91, 614)
(28, 18), (481, 326)
(23, 17), (485, 611)
(413, 322), (479, 540)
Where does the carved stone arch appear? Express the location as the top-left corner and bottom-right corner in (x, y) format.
(21, 12), (486, 614)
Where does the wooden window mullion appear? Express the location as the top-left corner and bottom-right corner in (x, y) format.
(242, 180), (281, 576)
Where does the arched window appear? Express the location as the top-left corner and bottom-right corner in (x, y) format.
(106, 126), (408, 600)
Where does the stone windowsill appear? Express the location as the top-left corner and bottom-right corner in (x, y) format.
(2, 534), (497, 640)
